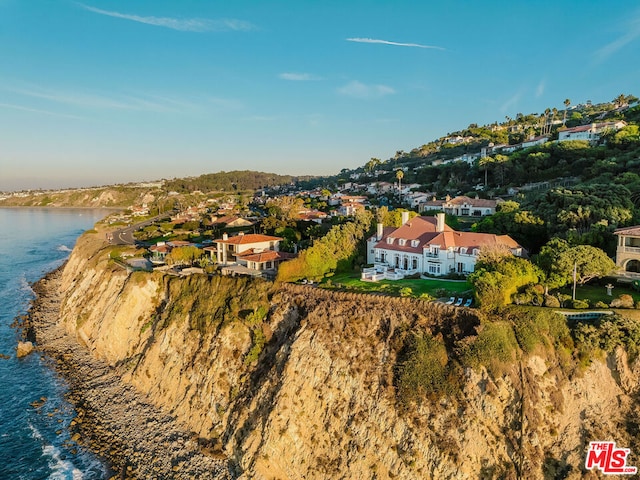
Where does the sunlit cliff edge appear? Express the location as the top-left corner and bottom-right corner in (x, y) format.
(56, 229), (640, 479)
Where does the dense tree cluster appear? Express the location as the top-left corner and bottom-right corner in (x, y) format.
(276, 210), (373, 282)
(164, 171), (298, 193)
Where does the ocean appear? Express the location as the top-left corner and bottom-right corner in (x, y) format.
(0, 208), (110, 479)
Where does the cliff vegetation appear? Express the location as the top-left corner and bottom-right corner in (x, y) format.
(55, 229), (640, 479)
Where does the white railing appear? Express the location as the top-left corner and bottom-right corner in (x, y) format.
(621, 246), (640, 254)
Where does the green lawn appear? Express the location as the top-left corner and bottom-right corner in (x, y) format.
(321, 272), (472, 299)
(555, 283), (640, 305)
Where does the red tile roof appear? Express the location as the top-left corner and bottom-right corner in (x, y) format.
(373, 216), (521, 252)
(215, 233), (282, 245)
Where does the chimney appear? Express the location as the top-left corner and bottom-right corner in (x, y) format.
(376, 223), (384, 241)
(436, 213), (445, 232)
(223, 233), (228, 240)
(401, 211), (410, 225)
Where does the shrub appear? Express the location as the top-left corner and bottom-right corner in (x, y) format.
(461, 320), (519, 373)
(593, 301), (609, 309)
(610, 294), (635, 309)
(396, 333), (454, 406)
(399, 287), (413, 297)
(433, 288), (449, 298)
(513, 293), (532, 305)
(543, 295), (560, 308)
(573, 314), (640, 361)
(572, 299), (589, 309)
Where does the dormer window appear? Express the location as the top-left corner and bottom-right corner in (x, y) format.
(399, 239), (406, 246)
(472, 248), (479, 256)
(460, 247), (467, 254)
(432, 246), (440, 255)
(387, 237), (394, 245)
(411, 239), (420, 248)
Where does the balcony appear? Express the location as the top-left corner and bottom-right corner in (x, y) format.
(620, 246), (640, 254)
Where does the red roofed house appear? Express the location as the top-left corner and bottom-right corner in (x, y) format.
(212, 215), (254, 228)
(363, 213), (523, 280)
(420, 195), (502, 217)
(214, 232), (292, 276)
(614, 225), (640, 278)
(558, 121), (626, 143)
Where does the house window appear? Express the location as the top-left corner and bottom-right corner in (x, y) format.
(411, 239), (420, 247)
(428, 264), (441, 274)
(460, 247), (467, 255)
(432, 246), (440, 255)
(412, 258), (418, 269)
(387, 237), (394, 245)
(457, 262), (464, 273)
(399, 239), (406, 246)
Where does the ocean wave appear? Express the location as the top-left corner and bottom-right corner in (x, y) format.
(29, 423), (83, 480)
(56, 245), (72, 253)
(18, 275), (35, 296)
(43, 444), (84, 480)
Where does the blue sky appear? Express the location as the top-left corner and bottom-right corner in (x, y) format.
(1, 1), (639, 190)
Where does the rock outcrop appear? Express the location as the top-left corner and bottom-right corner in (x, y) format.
(54, 231), (640, 479)
(16, 340), (34, 358)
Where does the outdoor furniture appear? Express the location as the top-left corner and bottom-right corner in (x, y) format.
(445, 297), (455, 304)
(463, 298), (473, 307)
(454, 298), (464, 306)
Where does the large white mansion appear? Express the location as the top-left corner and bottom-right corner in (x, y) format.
(363, 213), (523, 281)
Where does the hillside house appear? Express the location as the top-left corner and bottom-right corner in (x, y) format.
(212, 215), (253, 228)
(558, 121), (627, 143)
(213, 232), (292, 277)
(363, 213), (523, 280)
(614, 226), (640, 278)
(420, 195), (501, 216)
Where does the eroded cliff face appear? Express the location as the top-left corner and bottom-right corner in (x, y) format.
(58, 232), (640, 479)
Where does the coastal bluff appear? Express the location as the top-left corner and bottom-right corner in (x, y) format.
(53, 230), (640, 479)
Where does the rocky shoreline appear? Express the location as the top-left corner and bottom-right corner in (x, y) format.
(24, 267), (233, 480)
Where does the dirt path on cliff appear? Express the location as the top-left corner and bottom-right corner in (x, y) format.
(28, 268), (233, 480)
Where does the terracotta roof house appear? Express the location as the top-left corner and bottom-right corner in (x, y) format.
(235, 250), (296, 273)
(213, 232), (292, 278)
(420, 195), (502, 217)
(614, 225), (640, 278)
(212, 215), (254, 227)
(558, 121), (626, 143)
(363, 213), (523, 280)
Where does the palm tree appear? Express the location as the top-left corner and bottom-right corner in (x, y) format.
(396, 169), (404, 197)
(479, 156), (494, 186)
(543, 108), (551, 135)
(563, 98), (571, 126)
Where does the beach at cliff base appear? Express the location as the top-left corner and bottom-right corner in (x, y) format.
(23, 267), (233, 480)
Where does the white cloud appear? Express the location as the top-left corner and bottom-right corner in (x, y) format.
(77, 3), (254, 32)
(346, 37), (445, 50)
(594, 11), (640, 63)
(0, 102), (84, 119)
(535, 79), (545, 98)
(278, 73), (321, 81)
(500, 91), (522, 114)
(4, 84), (217, 114)
(337, 81), (395, 99)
